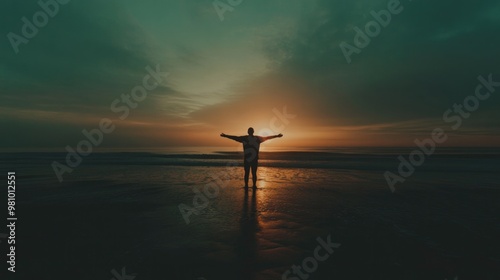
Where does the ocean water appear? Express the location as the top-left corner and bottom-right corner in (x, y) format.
(1, 148), (500, 279)
(2, 148), (500, 192)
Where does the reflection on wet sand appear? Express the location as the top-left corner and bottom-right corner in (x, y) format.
(236, 189), (260, 280)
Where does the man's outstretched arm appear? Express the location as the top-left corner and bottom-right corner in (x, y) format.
(220, 133), (243, 143)
(259, 133), (283, 143)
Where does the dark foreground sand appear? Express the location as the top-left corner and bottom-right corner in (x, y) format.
(3, 153), (500, 280)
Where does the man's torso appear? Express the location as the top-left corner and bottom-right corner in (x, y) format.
(241, 135), (261, 163)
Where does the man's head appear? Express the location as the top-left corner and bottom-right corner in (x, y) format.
(248, 127), (254, 136)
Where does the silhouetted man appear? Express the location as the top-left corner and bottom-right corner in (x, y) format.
(221, 127), (283, 188)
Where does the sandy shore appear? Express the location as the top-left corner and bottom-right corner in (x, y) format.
(4, 152), (500, 279)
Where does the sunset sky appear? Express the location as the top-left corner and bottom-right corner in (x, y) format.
(1, 0), (500, 150)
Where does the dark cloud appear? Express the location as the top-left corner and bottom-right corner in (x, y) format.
(1, 0), (499, 148)
(0, 0), (171, 114)
(264, 0), (500, 126)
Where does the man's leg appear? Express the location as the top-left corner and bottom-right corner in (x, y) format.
(244, 162), (250, 187)
(251, 161), (258, 188)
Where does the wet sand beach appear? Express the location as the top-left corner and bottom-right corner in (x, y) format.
(2, 150), (500, 279)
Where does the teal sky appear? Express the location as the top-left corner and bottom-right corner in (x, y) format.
(1, 0), (500, 149)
